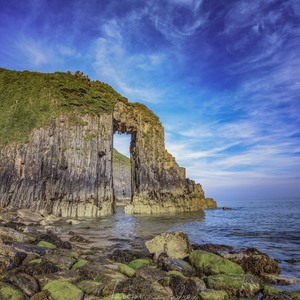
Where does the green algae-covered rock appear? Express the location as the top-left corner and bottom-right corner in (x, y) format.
(37, 241), (56, 249)
(128, 259), (150, 270)
(165, 270), (185, 277)
(101, 293), (131, 300)
(0, 282), (25, 300)
(43, 280), (84, 300)
(86, 250), (95, 255)
(118, 264), (136, 277)
(69, 252), (79, 259)
(189, 250), (244, 275)
(262, 285), (300, 298)
(45, 253), (76, 269)
(71, 259), (88, 270)
(199, 289), (229, 300)
(76, 280), (105, 297)
(207, 274), (260, 298)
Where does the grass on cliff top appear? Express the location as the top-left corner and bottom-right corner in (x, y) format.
(113, 148), (130, 166)
(0, 68), (127, 148)
(0, 68), (160, 149)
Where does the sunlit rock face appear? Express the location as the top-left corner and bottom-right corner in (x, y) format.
(0, 101), (216, 217)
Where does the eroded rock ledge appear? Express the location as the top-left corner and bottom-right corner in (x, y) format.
(0, 101), (216, 217)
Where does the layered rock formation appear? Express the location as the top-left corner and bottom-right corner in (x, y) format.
(0, 69), (216, 217)
(112, 148), (131, 204)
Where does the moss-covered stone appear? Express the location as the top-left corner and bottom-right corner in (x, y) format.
(199, 289), (229, 300)
(37, 241), (56, 249)
(207, 274), (260, 298)
(76, 280), (105, 297)
(0, 282), (25, 300)
(262, 285), (300, 298)
(189, 250), (244, 276)
(128, 259), (150, 270)
(165, 270), (185, 277)
(70, 252), (79, 259)
(71, 259), (88, 271)
(101, 293), (131, 300)
(28, 237), (35, 242)
(86, 250), (95, 255)
(43, 280), (84, 300)
(118, 264), (136, 277)
(45, 253), (76, 268)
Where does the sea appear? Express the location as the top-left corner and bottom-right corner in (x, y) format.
(58, 197), (300, 291)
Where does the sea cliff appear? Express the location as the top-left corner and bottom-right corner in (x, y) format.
(0, 68), (216, 217)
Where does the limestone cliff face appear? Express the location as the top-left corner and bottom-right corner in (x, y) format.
(112, 148), (131, 203)
(113, 102), (217, 214)
(0, 100), (216, 217)
(0, 114), (115, 217)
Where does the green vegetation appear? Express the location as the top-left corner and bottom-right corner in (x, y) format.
(113, 148), (130, 166)
(0, 68), (127, 148)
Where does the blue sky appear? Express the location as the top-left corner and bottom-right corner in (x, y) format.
(1, 0), (300, 200)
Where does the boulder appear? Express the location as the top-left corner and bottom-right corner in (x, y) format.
(43, 280), (84, 300)
(4, 240), (52, 256)
(164, 258), (195, 276)
(44, 253), (76, 268)
(0, 244), (27, 266)
(46, 214), (60, 222)
(108, 249), (143, 263)
(113, 277), (170, 299)
(30, 290), (50, 300)
(37, 241), (56, 249)
(189, 250), (244, 276)
(136, 267), (166, 282)
(128, 259), (150, 270)
(168, 274), (199, 299)
(191, 277), (206, 292)
(145, 231), (192, 260)
(0, 227), (28, 243)
(36, 268), (82, 288)
(39, 209), (50, 217)
(33, 232), (72, 249)
(23, 226), (38, 234)
(0, 256), (14, 273)
(207, 274), (260, 298)
(78, 263), (127, 284)
(10, 273), (39, 297)
(4, 221), (26, 232)
(199, 289), (229, 300)
(219, 248), (280, 276)
(118, 264), (136, 277)
(17, 209), (44, 222)
(71, 259), (89, 271)
(262, 285), (300, 299)
(76, 280), (105, 297)
(0, 282), (25, 300)
(4, 260), (60, 277)
(44, 225), (63, 233)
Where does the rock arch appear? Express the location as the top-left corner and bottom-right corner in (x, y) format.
(0, 101), (216, 217)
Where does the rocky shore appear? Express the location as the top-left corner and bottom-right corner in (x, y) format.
(0, 207), (299, 300)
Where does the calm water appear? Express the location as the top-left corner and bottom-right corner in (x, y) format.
(59, 198), (300, 290)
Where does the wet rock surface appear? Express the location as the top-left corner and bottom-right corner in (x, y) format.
(0, 218), (299, 300)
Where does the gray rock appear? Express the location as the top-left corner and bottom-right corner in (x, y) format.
(11, 273), (39, 297)
(4, 240), (52, 256)
(44, 253), (76, 268)
(0, 256), (15, 272)
(164, 259), (195, 276)
(0, 244), (27, 266)
(136, 267), (166, 282)
(145, 231), (193, 260)
(0, 227), (28, 243)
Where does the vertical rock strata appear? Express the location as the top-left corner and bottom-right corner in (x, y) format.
(0, 114), (114, 217)
(113, 102), (216, 214)
(0, 101), (216, 217)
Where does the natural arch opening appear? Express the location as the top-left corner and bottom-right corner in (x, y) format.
(113, 133), (131, 213)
